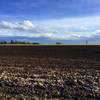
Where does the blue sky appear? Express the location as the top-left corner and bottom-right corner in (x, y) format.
(0, 0), (100, 44)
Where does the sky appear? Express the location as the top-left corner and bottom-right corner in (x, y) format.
(0, 0), (100, 44)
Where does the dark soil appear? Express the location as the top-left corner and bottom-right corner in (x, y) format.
(0, 45), (99, 100)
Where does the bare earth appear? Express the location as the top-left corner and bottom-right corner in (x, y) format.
(0, 45), (99, 100)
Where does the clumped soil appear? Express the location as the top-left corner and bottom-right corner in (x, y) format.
(0, 45), (99, 100)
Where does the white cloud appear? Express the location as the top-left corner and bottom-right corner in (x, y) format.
(96, 30), (100, 33)
(19, 20), (35, 30)
(0, 20), (35, 31)
(0, 17), (100, 40)
(0, 21), (15, 29)
(80, 26), (89, 31)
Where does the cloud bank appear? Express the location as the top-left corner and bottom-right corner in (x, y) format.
(0, 17), (100, 40)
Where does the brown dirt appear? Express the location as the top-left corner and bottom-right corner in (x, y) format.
(0, 45), (99, 100)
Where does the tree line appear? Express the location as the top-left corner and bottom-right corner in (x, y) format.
(0, 40), (63, 45)
(0, 40), (40, 44)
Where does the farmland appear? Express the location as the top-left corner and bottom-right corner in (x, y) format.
(0, 45), (99, 99)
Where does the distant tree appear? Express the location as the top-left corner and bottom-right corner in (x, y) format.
(56, 42), (62, 45)
(0, 41), (7, 44)
(32, 42), (40, 45)
(10, 40), (14, 44)
(3, 41), (7, 44)
(0, 41), (3, 44)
